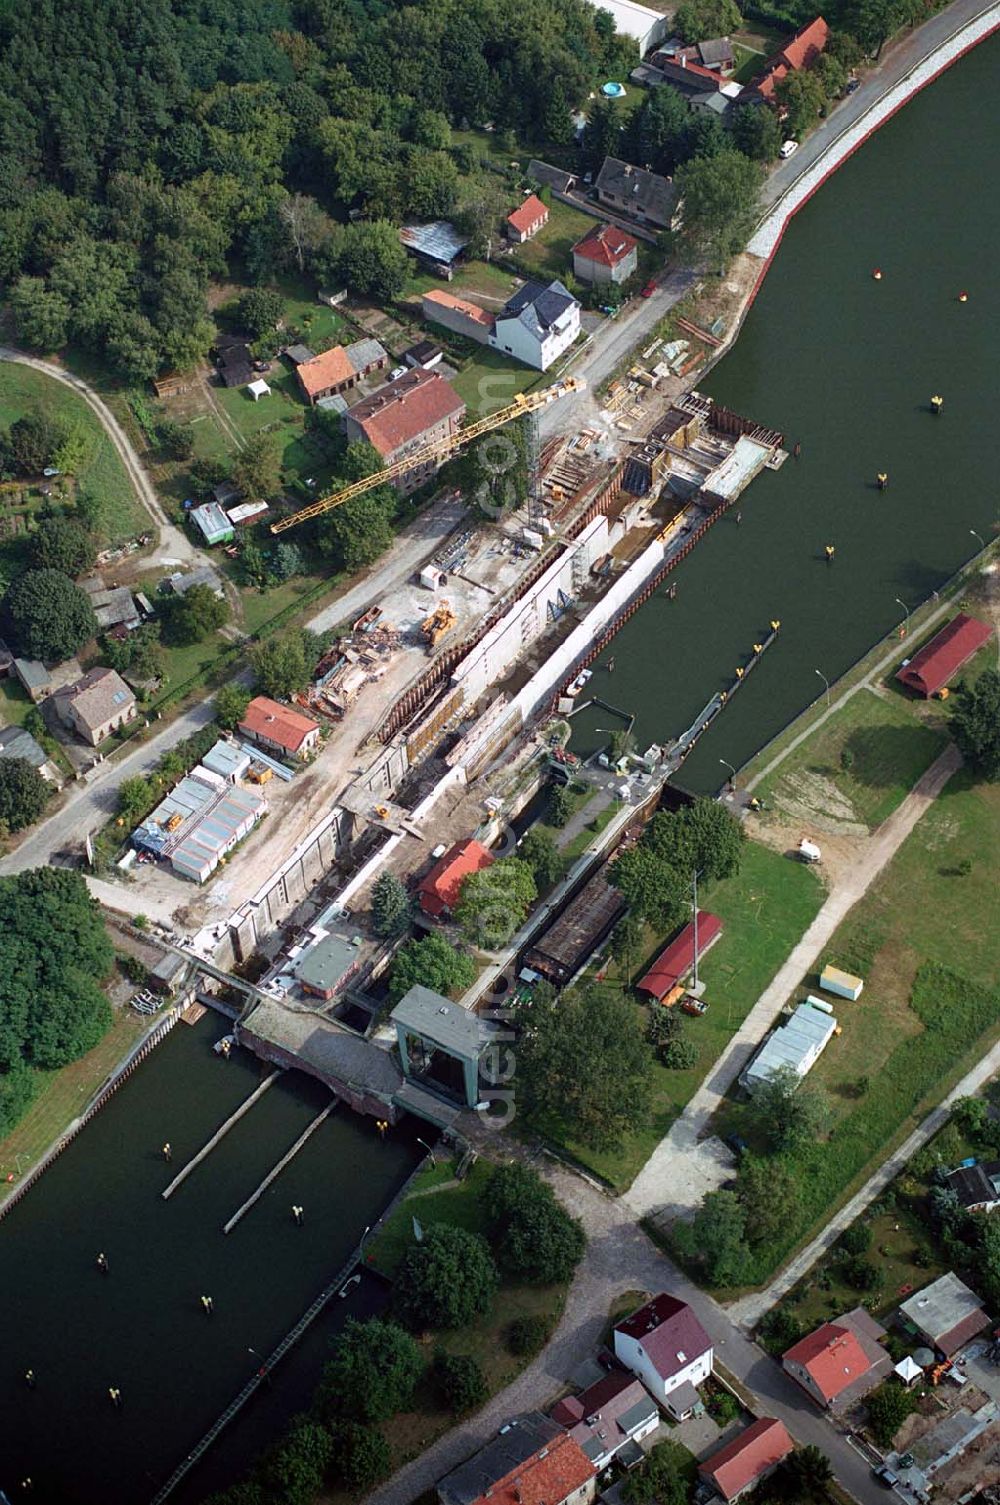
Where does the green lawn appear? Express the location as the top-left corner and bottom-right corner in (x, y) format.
(512, 199), (598, 281)
(0, 676), (37, 727)
(711, 772), (1000, 1284)
(533, 841), (826, 1191)
(368, 1158), (493, 1277)
(0, 363), (147, 545)
(754, 688), (949, 831)
(403, 259), (517, 307)
(214, 365), (308, 441)
(451, 347), (546, 415)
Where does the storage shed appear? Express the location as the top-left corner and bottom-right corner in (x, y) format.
(191, 502), (235, 546)
(820, 964), (863, 1001)
(637, 912), (723, 1002)
(895, 613), (991, 698)
(739, 1000), (837, 1093)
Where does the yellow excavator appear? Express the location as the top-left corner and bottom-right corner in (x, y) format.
(270, 376), (585, 534)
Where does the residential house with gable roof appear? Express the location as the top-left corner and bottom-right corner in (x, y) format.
(698, 1418), (793, 1502)
(56, 666), (136, 746)
(595, 159), (679, 231)
(613, 1293), (713, 1420)
(341, 368), (466, 492)
(438, 1414), (596, 1505)
(782, 1309), (891, 1410)
(550, 1371), (659, 1468)
(490, 280), (580, 371)
(745, 16), (829, 104)
(507, 194), (549, 243)
(572, 225), (639, 286)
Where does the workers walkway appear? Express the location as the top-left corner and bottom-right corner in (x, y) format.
(625, 744), (963, 1225)
(222, 1100), (337, 1234)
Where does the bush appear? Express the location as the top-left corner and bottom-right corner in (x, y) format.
(433, 1351), (488, 1413)
(507, 1314), (552, 1357)
(757, 1305), (804, 1355)
(393, 1225), (499, 1330)
(328, 1421), (391, 1492)
(838, 1222), (872, 1257)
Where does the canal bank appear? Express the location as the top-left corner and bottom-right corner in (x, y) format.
(0, 1014), (421, 1505)
(569, 29), (1000, 790)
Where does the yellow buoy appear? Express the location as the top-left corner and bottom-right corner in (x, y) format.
(872, 267), (882, 280)
(958, 291), (969, 303)
(931, 394), (944, 413)
(770, 619), (781, 632)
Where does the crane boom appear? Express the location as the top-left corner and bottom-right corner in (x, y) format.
(270, 375), (585, 534)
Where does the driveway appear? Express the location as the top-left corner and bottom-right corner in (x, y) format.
(625, 744), (963, 1226)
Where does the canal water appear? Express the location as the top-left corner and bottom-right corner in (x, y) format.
(571, 34), (1000, 789)
(0, 1016), (421, 1505)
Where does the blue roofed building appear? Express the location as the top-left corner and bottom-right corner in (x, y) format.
(489, 279), (581, 370)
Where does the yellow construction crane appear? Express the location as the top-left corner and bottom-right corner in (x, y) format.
(270, 375), (585, 534)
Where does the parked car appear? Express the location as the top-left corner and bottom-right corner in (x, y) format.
(640, 280), (657, 298)
(779, 140), (798, 159)
(846, 77), (861, 94)
(725, 1134), (749, 1158)
(872, 1466), (899, 1488)
(389, 365), (407, 381)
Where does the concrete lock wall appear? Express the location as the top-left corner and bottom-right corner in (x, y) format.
(228, 805), (352, 959)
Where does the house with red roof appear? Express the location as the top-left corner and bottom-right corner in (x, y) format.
(438, 1414), (596, 1505)
(507, 194), (549, 243)
(895, 613), (991, 697)
(572, 224), (639, 286)
(238, 696), (320, 760)
(342, 368), (466, 493)
(782, 1309), (891, 1410)
(613, 1293), (713, 1419)
(698, 1418), (794, 1502)
(418, 838), (494, 919)
(550, 1371), (660, 1468)
(747, 16), (829, 103)
(636, 912), (723, 1003)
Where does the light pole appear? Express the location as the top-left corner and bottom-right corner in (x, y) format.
(690, 869), (704, 995)
(718, 757), (737, 787)
(358, 1223), (372, 1261)
(814, 668), (830, 708)
(970, 528), (985, 551)
(895, 597), (910, 634)
(416, 1138), (436, 1167)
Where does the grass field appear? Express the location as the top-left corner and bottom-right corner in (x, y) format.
(535, 841), (825, 1191)
(0, 1006), (148, 1203)
(451, 346), (546, 414)
(363, 1158), (568, 1476)
(711, 771), (1000, 1283)
(0, 364), (147, 545)
(402, 259), (517, 307)
(754, 688), (949, 831)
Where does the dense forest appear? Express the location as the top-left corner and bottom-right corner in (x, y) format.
(0, 0), (635, 377)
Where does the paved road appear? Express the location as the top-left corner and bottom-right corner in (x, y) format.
(730, 1031), (1000, 1327)
(626, 744), (963, 1224)
(0, 346), (199, 568)
(364, 1161), (888, 1505)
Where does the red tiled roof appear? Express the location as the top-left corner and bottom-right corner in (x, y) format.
(636, 913), (723, 1002)
(349, 368), (465, 459)
(418, 838), (494, 917)
(551, 1369), (637, 1427)
(471, 1433), (595, 1505)
(780, 15), (829, 69)
(423, 289), (495, 329)
(296, 345), (355, 397)
(650, 53), (724, 88)
(239, 695), (319, 754)
(895, 613), (992, 697)
(783, 1323), (871, 1403)
(508, 194), (548, 234)
(699, 1418), (793, 1502)
(615, 1293), (712, 1381)
(573, 224), (638, 269)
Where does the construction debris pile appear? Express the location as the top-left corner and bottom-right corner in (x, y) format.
(300, 609), (403, 720)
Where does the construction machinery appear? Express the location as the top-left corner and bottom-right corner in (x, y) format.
(421, 599), (457, 651)
(270, 376), (586, 534)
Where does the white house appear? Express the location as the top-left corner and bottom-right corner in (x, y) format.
(613, 1293), (713, 1420)
(490, 279), (580, 371)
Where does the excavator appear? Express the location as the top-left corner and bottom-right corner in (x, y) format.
(270, 376), (585, 534)
(421, 599), (457, 651)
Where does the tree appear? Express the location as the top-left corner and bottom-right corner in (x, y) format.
(546, 781), (574, 828)
(319, 1317), (424, 1423)
(507, 1314), (552, 1357)
(0, 758), (49, 832)
(866, 1381), (917, 1446)
(673, 0), (743, 44)
(0, 1058), (38, 1139)
(318, 488), (396, 573)
(328, 1422), (391, 1492)
(371, 872), (410, 938)
(156, 418), (194, 461)
(249, 629), (313, 698)
(237, 288), (284, 338)
(393, 1224), (499, 1330)
(814, 52), (848, 101)
(780, 1446), (834, 1502)
(260, 1417), (333, 1505)
(277, 194), (332, 273)
(676, 150), (763, 273)
(325, 221), (410, 301)
(737, 1155), (800, 1246)
(103, 621), (164, 685)
(582, 100), (623, 176)
(271, 541), (304, 581)
(483, 1162), (585, 1284)
(232, 432), (282, 499)
(29, 516), (97, 577)
(433, 1351), (487, 1412)
(520, 985), (654, 1150)
(518, 829), (563, 890)
(9, 276), (70, 351)
(609, 915), (644, 986)
(118, 775), (155, 825)
(757, 1305), (804, 1355)
(215, 684), (251, 731)
(776, 71), (827, 139)
(644, 798), (745, 883)
(647, 1002), (682, 1049)
(609, 845), (687, 930)
(731, 104), (783, 163)
(8, 410), (68, 475)
(673, 1189), (754, 1286)
(621, 1441), (693, 1505)
(162, 583), (228, 645)
(847, 0), (903, 57)
(455, 856), (537, 950)
(838, 1221), (872, 1257)
(388, 933), (477, 1004)
(626, 87), (690, 177)
(747, 1064), (830, 1152)
(951, 670), (1000, 780)
(2, 568), (97, 661)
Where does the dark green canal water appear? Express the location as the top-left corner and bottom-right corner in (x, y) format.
(0, 1016), (420, 1505)
(572, 34), (999, 789)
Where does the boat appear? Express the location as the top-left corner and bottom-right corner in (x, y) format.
(566, 668), (593, 697)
